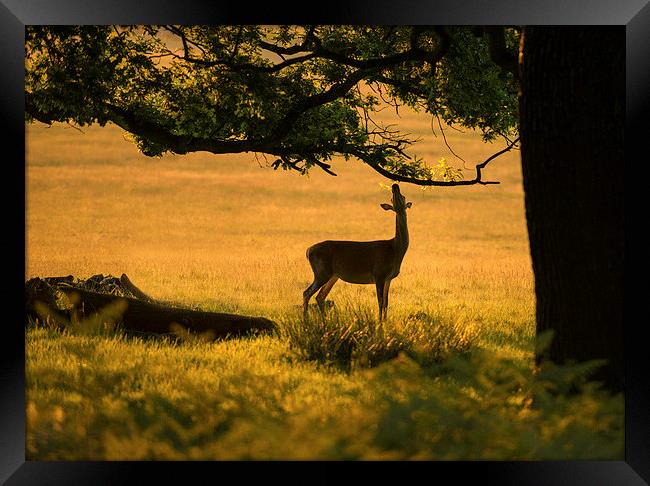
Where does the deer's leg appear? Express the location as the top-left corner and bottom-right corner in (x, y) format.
(303, 275), (330, 318)
(382, 279), (391, 321)
(315, 276), (338, 314)
(375, 280), (386, 321)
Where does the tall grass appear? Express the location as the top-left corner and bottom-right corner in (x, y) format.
(26, 325), (623, 460)
(283, 305), (478, 371)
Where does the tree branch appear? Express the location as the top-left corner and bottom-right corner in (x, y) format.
(103, 103), (265, 155)
(265, 68), (370, 143)
(163, 26), (450, 76)
(26, 26), (519, 189)
(348, 137), (520, 186)
(483, 26), (519, 80)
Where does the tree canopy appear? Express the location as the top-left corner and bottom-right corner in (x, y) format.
(25, 25), (520, 185)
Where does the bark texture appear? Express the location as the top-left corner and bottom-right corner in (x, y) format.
(519, 27), (625, 392)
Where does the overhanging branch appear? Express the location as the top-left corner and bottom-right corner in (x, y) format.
(349, 137), (520, 187)
(26, 26), (520, 188)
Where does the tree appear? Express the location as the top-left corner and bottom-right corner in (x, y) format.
(519, 27), (624, 393)
(25, 25), (625, 392)
(25, 25), (520, 185)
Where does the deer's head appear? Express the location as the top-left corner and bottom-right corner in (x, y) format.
(380, 184), (412, 213)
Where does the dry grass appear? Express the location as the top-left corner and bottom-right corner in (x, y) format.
(26, 110), (532, 350)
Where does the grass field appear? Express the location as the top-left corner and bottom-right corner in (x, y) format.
(25, 110), (624, 460)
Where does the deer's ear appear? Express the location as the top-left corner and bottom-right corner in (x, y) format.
(380, 203), (394, 211)
(405, 202), (412, 209)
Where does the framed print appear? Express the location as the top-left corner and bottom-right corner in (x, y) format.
(2, 0), (647, 484)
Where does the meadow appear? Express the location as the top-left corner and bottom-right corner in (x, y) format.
(25, 110), (624, 460)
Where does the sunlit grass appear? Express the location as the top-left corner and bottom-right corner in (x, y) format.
(24, 113), (622, 460)
(26, 324), (623, 460)
(282, 304), (479, 371)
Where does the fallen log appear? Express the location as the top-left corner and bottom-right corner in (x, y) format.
(54, 285), (276, 339)
(25, 277), (60, 322)
(119, 273), (155, 302)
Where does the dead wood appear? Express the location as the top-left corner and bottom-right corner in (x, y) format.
(119, 273), (155, 302)
(25, 277), (60, 322)
(25, 274), (277, 340)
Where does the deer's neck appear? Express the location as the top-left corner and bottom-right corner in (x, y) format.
(393, 211), (409, 259)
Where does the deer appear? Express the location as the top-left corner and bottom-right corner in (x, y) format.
(303, 183), (412, 321)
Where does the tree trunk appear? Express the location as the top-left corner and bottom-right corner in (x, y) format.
(519, 27), (625, 392)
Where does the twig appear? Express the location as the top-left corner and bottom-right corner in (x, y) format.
(435, 112), (468, 168)
(350, 135), (520, 186)
(64, 122), (85, 134)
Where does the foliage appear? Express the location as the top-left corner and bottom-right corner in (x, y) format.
(435, 28), (519, 141)
(25, 25), (519, 183)
(359, 351), (623, 460)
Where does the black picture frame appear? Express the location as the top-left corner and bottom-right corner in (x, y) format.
(2, 1), (647, 484)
